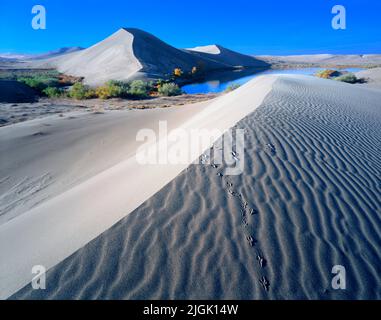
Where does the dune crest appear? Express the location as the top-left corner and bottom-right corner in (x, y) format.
(0, 75), (276, 299)
(38, 28), (268, 85)
(187, 44), (269, 68)
(10, 75), (381, 300)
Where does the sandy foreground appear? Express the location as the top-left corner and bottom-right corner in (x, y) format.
(0, 93), (218, 127)
(1, 75), (381, 299)
(0, 76), (275, 299)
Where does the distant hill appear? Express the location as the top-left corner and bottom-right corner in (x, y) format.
(187, 44), (269, 68)
(0, 47), (83, 61)
(257, 54), (381, 66)
(31, 47), (84, 60)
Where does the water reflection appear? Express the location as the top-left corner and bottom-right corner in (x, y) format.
(182, 67), (363, 94)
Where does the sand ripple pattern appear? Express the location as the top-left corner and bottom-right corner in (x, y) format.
(12, 76), (381, 299)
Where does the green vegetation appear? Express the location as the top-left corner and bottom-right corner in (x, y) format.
(96, 81), (126, 99)
(68, 79), (177, 100)
(0, 69), (60, 81)
(42, 86), (64, 98)
(158, 83), (182, 96)
(69, 82), (92, 99)
(3, 70), (81, 99)
(334, 73), (358, 84)
(7, 68), (184, 100)
(315, 69), (342, 79)
(315, 69), (363, 84)
(314, 69), (362, 84)
(128, 80), (153, 98)
(224, 83), (241, 92)
(18, 75), (59, 91)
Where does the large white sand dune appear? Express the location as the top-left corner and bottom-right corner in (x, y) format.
(40, 28), (257, 86)
(8, 75), (380, 300)
(6, 75), (381, 300)
(0, 76), (381, 299)
(0, 76), (275, 299)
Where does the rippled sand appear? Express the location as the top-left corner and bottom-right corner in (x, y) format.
(11, 75), (381, 299)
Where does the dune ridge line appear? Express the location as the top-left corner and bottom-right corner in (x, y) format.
(0, 75), (276, 299)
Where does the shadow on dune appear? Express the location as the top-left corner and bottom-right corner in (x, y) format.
(0, 80), (39, 103)
(187, 67), (269, 84)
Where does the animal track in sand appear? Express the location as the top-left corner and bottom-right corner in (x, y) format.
(266, 143), (276, 155)
(257, 254), (267, 268)
(209, 154), (269, 292)
(246, 235), (256, 246)
(31, 131), (48, 137)
(259, 276), (270, 291)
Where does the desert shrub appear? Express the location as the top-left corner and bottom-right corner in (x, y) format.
(18, 76), (59, 91)
(18, 77), (46, 91)
(315, 69), (341, 79)
(84, 88), (97, 99)
(69, 82), (91, 99)
(335, 73), (358, 84)
(156, 79), (166, 88)
(127, 80), (152, 98)
(95, 86), (110, 99)
(224, 83), (241, 92)
(109, 80), (130, 96)
(173, 68), (183, 77)
(42, 86), (63, 98)
(96, 80), (131, 99)
(158, 83), (182, 96)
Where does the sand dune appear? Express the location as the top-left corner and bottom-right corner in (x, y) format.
(259, 54), (381, 66)
(187, 44), (269, 68)
(0, 105), (204, 224)
(39, 28), (245, 85)
(34, 28), (270, 85)
(0, 76), (275, 299)
(7, 75), (381, 299)
(356, 67), (381, 89)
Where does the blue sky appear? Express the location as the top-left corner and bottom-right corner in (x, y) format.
(0, 0), (380, 55)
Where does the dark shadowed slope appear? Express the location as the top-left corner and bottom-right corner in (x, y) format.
(187, 44), (269, 68)
(0, 80), (39, 103)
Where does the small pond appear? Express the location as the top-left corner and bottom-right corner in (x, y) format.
(181, 67), (364, 94)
